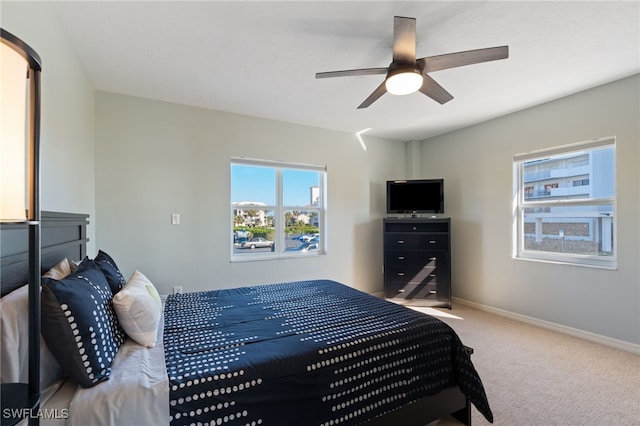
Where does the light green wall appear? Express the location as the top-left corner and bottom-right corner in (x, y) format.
(95, 91), (404, 295)
(417, 75), (640, 345)
(2, 1), (97, 254)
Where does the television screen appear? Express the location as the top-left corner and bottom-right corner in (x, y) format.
(387, 179), (444, 214)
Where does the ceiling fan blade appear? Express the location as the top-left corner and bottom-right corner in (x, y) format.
(417, 46), (509, 73)
(392, 16), (416, 64)
(419, 74), (454, 104)
(315, 68), (387, 79)
(358, 81), (387, 109)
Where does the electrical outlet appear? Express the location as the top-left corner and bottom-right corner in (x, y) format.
(171, 213), (181, 225)
(173, 286), (183, 295)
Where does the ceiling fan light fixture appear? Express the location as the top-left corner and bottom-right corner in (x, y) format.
(385, 70), (423, 95)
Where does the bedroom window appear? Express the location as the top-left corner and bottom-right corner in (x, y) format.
(513, 137), (616, 269)
(231, 158), (326, 261)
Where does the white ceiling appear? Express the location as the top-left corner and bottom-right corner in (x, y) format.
(51, 1), (639, 142)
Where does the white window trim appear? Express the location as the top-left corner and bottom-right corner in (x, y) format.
(513, 137), (617, 269)
(231, 157), (326, 262)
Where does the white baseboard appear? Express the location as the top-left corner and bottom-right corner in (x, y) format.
(453, 297), (640, 355)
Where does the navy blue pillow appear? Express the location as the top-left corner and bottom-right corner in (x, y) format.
(94, 250), (126, 294)
(41, 258), (127, 388)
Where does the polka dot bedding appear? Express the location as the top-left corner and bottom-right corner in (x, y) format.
(163, 280), (493, 425)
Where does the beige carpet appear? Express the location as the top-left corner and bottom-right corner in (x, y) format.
(411, 303), (640, 426)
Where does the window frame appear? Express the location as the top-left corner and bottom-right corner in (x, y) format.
(230, 157), (326, 262)
(513, 137), (616, 269)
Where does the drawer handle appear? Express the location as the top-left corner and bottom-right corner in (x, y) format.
(429, 257), (437, 261)
(429, 240), (436, 244)
(429, 290), (437, 294)
(429, 274), (436, 277)
(397, 272), (405, 276)
(398, 289), (405, 293)
(397, 256), (405, 260)
(397, 240), (405, 244)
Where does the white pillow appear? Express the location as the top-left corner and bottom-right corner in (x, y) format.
(112, 271), (162, 347)
(42, 258), (72, 279)
(67, 258), (82, 273)
(0, 285), (64, 389)
(0, 258), (73, 387)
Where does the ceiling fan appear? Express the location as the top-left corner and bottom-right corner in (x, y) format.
(315, 16), (509, 109)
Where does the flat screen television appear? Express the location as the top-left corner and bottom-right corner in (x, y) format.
(386, 179), (444, 214)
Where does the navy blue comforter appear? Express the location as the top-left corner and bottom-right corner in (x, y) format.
(163, 280), (492, 425)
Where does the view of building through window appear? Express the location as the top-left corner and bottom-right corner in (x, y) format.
(231, 160), (325, 259)
(515, 138), (615, 267)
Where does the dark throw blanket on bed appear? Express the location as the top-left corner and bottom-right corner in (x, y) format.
(163, 280), (493, 425)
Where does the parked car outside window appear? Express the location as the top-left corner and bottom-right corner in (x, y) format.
(285, 242), (319, 252)
(240, 237), (274, 249)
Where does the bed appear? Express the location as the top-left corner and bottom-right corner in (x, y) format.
(1, 212), (493, 426)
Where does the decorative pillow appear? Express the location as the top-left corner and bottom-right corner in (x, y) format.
(94, 250), (126, 294)
(43, 258), (72, 280)
(0, 284), (64, 390)
(112, 271), (162, 347)
(41, 259), (127, 388)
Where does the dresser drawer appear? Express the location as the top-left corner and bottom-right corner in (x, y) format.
(384, 265), (448, 285)
(385, 250), (444, 266)
(385, 282), (440, 301)
(385, 233), (448, 250)
(384, 221), (449, 233)
(415, 233), (449, 249)
(384, 234), (417, 249)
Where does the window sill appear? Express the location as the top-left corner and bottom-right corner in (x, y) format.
(514, 253), (617, 270)
(231, 251), (325, 263)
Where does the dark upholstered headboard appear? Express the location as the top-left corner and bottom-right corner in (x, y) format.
(1, 211), (89, 297)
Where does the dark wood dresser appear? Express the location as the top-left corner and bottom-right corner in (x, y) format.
(383, 218), (451, 308)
